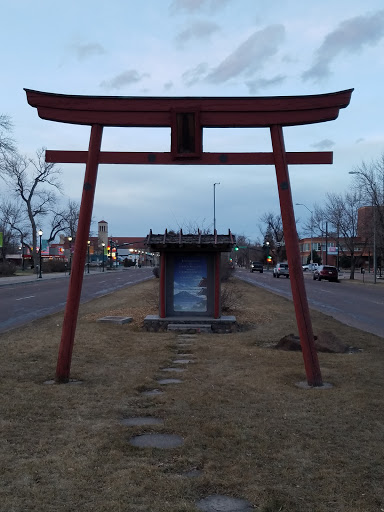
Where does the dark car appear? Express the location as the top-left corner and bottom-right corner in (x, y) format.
(250, 261), (263, 273)
(313, 265), (338, 282)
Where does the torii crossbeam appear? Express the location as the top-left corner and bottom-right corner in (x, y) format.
(25, 88), (353, 386)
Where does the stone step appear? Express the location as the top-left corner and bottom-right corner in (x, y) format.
(167, 323), (212, 333)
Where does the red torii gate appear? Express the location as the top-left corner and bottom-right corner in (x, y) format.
(25, 88), (353, 386)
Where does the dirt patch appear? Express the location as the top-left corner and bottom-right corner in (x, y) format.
(0, 277), (383, 511)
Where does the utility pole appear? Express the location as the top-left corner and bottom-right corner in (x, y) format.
(213, 182), (220, 233)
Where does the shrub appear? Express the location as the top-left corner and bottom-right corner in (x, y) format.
(221, 264), (234, 282)
(0, 261), (16, 276)
(42, 260), (68, 273)
(221, 280), (242, 312)
(152, 266), (160, 278)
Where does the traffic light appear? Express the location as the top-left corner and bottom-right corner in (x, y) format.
(267, 255), (272, 263)
(234, 246), (239, 251)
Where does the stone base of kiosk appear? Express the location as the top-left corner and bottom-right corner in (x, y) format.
(143, 315), (237, 334)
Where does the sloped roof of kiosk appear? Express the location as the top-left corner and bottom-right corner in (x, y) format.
(146, 229), (235, 252)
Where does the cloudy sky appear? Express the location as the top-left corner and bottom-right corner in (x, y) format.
(1, 0), (384, 242)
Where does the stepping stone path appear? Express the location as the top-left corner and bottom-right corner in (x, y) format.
(161, 367), (186, 372)
(140, 389), (164, 396)
(129, 433), (184, 449)
(157, 378), (183, 385)
(182, 468), (203, 478)
(121, 417), (164, 426)
(97, 316), (132, 324)
(196, 495), (253, 512)
(127, 333), (254, 509)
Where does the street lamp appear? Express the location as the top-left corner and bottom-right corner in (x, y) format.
(213, 182), (220, 233)
(68, 236), (73, 275)
(102, 242), (105, 272)
(21, 237), (25, 271)
(38, 229), (43, 278)
(349, 170), (377, 283)
(109, 238), (113, 268)
(296, 203), (313, 264)
(87, 240), (90, 273)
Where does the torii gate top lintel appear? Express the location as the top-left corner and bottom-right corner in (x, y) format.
(25, 88), (353, 128)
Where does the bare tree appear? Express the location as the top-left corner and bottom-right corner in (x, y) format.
(1, 148), (62, 268)
(350, 155), (384, 272)
(316, 191), (365, 279)
(46, 200), (80, 243)
(0, 115), (16, 171)
(259, 212), (286, 263)
(232, 233), (250, 267)
(0, 198), (29, 261)
(170, 218), (211, 235)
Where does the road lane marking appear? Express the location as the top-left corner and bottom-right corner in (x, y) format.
(15, 295), (35, 301)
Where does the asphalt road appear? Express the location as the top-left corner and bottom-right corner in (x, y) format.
(2, 266), (383, 339)
(236, 268), (384, 338)
(0, 268), (153, 334)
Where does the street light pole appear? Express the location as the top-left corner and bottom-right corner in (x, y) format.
(296, 203), (313, 264)
(68, 236), (72, 275)
(102, 242), (105, 272)
(21, 237), (25, 271)
(213, 182), (220, 233)
(38, 229), (43, 278)
(87, 240), (90, 273)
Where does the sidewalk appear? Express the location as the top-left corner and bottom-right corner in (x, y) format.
(0, 267), (124, 287)
(336, 269), (384, 284)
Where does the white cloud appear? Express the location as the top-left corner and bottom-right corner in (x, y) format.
(72, 42), (106, 61)
(175, 20), (220, 47)
(246, 74), (286, 94)
(100, 70), (149, 90)
(182, 62), (209, 86)
(164, 81), (174, 91)
(303, 9), (384, 82)
(311, 139), (335, 150)
(205, 24), (285, 83)
(170, 0), (231, 14)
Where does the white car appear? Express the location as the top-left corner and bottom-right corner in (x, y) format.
(273, 263), (289, 278)
(302, 263), (319, 272)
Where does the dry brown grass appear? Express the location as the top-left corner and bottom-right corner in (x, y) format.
(0, 277), (383, 512)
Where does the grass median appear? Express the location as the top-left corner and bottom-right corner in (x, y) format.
(0, 277), (383, 511)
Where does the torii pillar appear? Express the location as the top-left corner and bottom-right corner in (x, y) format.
(25, 88), (353, 386)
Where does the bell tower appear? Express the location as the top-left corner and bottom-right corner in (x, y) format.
(98, 220), (108, 247)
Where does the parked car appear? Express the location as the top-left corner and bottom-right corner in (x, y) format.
(273, 262), (289, 278)
(250, 261), (263, 273)
(302, 262), (319, 272)
(313, 265), (338, 282)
